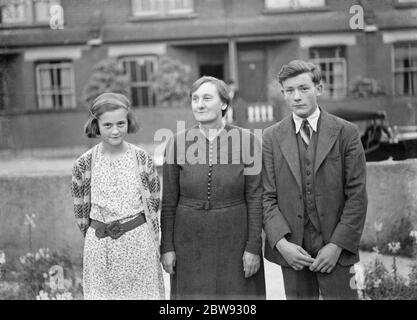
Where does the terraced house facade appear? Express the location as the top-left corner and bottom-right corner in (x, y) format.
(0, 0), (417, 150)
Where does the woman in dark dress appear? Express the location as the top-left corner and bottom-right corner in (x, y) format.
(160, 76), (265, 299)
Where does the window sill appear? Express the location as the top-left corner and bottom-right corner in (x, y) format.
(393, 2), (417, 9)
(128, 12), (198, 22)
(0, 107), (83, 116)
(0, 22), (52, 30)
(262, 6), (331, 15)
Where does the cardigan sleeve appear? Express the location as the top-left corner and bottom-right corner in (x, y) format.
(143, 151), (162, 237)
(243, 131), (263, 256)
(160, 136), (180, 254)
(71, 158), (89, 237)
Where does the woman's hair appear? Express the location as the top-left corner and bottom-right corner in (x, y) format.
(84, 92), (139, 138)
(278, 60), (322, 85)
(190, 76), (231, 117)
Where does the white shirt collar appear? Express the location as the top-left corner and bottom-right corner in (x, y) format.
(199, 123), (226, 142)
(292, 106), (321, 134)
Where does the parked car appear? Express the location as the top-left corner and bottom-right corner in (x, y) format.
(330, 108), (417, 161)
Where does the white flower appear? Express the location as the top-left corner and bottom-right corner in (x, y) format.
(35, 253), (40, 261)
(0, 251), (5, 265)
(24, 213), (36, 228)
(55, 292), (73, 300)
(373, 279), (382, 288)
(36, 290), (50, 300)
(43, 273), (48, 278)
(374, 222), (383, 233)
(19, 256), (26, 264)
(387, 241), (401, 254)
(410, 230), (417, 242)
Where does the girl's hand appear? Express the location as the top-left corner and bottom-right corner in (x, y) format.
(161, 251), (176, 275)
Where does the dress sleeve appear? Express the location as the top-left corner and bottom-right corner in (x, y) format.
(160, 136), (180, 254)
(243, 131), (263, 256)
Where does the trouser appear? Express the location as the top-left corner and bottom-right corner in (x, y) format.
(281, 219), (358, 300)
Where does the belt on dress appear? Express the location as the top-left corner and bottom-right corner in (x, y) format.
(178, 196), (245, 210)
(90, 212), (146, 240)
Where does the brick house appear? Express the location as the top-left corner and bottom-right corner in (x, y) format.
(0, 0), (416, 151)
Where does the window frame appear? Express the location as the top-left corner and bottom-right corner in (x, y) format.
(394, 0), (417, 8)
(392, 42), (417, 96)
(309, 46), (348, 99)
(120, 55), (158, 108)
(35, 61), (76, 110)
(0, 0), (60, 25)
(131, 0), (194, 18)
(264, 0), (326, 11)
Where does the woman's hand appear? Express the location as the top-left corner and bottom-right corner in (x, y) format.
(161, 251), (176, 275)
(242, 251), (260, 278)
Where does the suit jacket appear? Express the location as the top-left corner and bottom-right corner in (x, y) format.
(262, 109), (367, 267)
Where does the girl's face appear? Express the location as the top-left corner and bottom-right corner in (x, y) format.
(191, 82), (227, 126)
(97, 108), (129, 147)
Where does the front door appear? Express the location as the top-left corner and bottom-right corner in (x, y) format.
(238, 48), (266, 102)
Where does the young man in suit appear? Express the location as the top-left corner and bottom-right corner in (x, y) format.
(262, 60), (367, 299)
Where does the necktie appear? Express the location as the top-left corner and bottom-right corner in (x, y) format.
(301, 119), (311, 146)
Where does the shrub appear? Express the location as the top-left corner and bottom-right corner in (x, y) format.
(151, 55), (192, 108)
(82, 58), (129, 108)
(360, 215), (416, 258)
(0, 248), (83, 300)
(364, 257), (417, 300)
(349, 76), (385, 98)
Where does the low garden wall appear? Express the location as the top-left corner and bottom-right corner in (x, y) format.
(1, 160), (416, 260)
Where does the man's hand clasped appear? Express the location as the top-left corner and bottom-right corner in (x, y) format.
(276, 238), (342, 273)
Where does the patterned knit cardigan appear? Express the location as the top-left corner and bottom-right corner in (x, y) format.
(71, 143), (161, 250)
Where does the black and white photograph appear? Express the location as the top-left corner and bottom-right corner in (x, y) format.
(0, 0), (417, 308)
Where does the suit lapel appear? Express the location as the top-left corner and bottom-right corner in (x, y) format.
(314, 110), (342, 175)
(277, 116), (302, 192)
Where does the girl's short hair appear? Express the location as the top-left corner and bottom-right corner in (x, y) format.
(278, 60), (322, 85)
(84, 92), (139, 138)
(190, 76), (231, 117)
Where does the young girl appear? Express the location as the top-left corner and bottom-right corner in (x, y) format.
(71, 92), (165, 300)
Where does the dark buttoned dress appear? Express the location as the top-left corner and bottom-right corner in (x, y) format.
(161, 124), (266, 300)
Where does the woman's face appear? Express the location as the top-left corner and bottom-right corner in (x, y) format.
(191, 82), (227, 126)
(97, 108), (128, 147)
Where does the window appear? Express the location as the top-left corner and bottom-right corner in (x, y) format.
(132, 0), (193, 17)
(0, 56), (11, 110)
(309, 46), (347, 98)
(265, 0), (325, 10)
(0, 0), (59, 25)
(394, 43), (417, 96)
(121, 56), (157, 107)
(35, 61), (76, 110)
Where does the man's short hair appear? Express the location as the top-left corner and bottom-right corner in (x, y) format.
(278, 60), (322, 85)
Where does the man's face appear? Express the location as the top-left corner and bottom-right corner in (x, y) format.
(281, 72), (322, 118)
